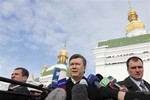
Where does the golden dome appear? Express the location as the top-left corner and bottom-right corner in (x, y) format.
(58, 49), (68, 65)
(126, 21), (145, 32)
(57, 42), (69, 65)
(59, 49), (68, 56)
(128, 9), (138, 22)
(126, 9), (145, 32)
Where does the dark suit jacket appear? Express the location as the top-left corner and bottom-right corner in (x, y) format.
(10, 85), (30, 100)
(66, 76), (101, 100)
(118, 76), (150, 92)
(0, 85), (30, 100)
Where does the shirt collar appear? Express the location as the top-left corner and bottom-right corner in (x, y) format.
(71, 76), (86, 84)
(130, 77), (142, 87)
(71, 77), (77, 84)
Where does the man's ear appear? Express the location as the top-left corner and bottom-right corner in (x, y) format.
(23, 76), (28, 81)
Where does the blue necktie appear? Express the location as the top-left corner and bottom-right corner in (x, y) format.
(140, 82), (147, 92)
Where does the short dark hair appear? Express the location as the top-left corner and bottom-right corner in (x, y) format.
(15, 67), (29, 78)
(126, 56), (143, 68)
(69, 54), (87, 68)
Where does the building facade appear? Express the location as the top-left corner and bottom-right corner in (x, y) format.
(39, 47), (69, 86)
(92, 8), (150, 82)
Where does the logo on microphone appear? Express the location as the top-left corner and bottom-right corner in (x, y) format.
(51, 67), (67, 90)
(51, 68), (61, 88)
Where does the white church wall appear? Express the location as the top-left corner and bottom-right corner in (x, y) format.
(93, 42), (150, 83)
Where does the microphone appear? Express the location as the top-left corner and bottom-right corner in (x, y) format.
(107, 76), (128, 91)
(100, 77), (111, 87)
(72, 84), (88, 100)
(95, 74), (110, 87)
(87, 74), (101, 89)
(57, 70), (67, 90)
(45, 88), (66, 100)
(0, 76), (48, 91)
(88, 74), (120, 90)
(96, 74), (103, 81)
(96, 74), (113, 88)
(79, 79), (88, 91)
(107, 76), (117, 82)
(79, 79), (88, 86)
(87, 74), (119, 100)
(51, 67), (61, 89)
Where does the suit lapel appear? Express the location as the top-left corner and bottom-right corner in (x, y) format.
(143, 80), (150, 91)
(125, 77), (141, 91)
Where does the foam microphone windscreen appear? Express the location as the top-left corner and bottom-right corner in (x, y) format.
(72, 84), (88, 100)
(45, 88), (66, 100)
(79, 79), (88, 86)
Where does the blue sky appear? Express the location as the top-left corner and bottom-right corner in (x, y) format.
(0, 0), (149, 78)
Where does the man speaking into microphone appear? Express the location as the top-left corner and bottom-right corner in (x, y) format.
(66, 54), (101, 100)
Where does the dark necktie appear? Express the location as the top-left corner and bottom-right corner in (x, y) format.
(140, 82), (147, 92)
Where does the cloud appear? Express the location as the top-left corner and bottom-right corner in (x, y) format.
(0, 0), (149, 78)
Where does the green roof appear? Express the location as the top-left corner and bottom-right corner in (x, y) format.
(41, 67), (70, 77)
(98, 34), (150, 48)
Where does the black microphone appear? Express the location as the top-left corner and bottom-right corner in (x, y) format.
(0, 76), (48, 91)
(96, 74), (103, 81)
(88, 74), (111, 88)
(72, 84), (88, 100)
(87, 74), (101, 89)
(0, 76), (49, 100)
(45, 88), (66, 100)
(87, 74), (119, 100)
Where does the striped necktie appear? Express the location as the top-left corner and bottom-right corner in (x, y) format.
(140, 82), (147, 92)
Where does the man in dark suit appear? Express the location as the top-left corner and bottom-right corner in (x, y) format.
(2, 67), (30, 100)
(66, 54), (101, 100)
(118, 56), (150, 92)
(66, 54), (120, 100)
